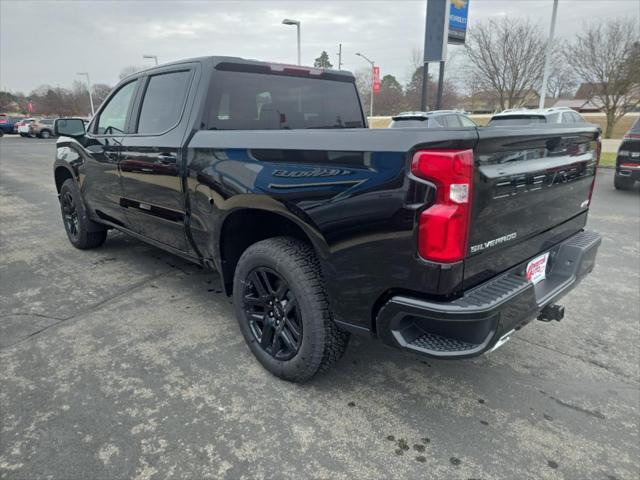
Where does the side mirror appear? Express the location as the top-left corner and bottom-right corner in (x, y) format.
(55, 118), (86, 137)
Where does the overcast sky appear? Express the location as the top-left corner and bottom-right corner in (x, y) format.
(1, 0), (639, 94)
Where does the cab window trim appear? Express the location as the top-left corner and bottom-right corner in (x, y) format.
(89, 79), (141, 137)
(128, 67), (195, 137)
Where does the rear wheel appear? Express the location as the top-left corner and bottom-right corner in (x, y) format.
(59, 179), (107, 249)
(614, 175), (634, 190)
(39, 130), (51, 139)
(233, 237), (349, 382)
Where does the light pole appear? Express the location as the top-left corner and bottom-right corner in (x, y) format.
(282, 18), (301, 65)
(143, 54), (159, 65)
(356, 52), (375, 118)
(539, 0), (559, 109)
(77, 72), (95, 117)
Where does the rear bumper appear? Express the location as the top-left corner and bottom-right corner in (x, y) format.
(376, 230), (601, 359)
(616, 163), (640, 180)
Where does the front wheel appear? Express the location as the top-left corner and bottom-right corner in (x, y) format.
(59, 179), (107, 249)
(233, 237), (349, 382)
(614, 175), (634, 190)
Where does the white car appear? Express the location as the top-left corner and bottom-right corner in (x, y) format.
(488, 107), (587, 126)
(17, 118), (36, 137)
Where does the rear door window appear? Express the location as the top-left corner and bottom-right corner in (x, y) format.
(443, 114), (462, 127)
(137, 70), (192, 134)
(572, 112), (584, 122)
(459, 115), (476, 127)
(489, 116), (547, 126)
(208, 70), (364, 130)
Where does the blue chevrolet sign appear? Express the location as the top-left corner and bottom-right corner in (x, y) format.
(448, 0), (469, 44)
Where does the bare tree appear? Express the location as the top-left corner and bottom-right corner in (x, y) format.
(546, 59), (578, 99)
(354, 67), (372, 116)
(565, 20), (640, 138)
(91, 84), (112, 110)
(465, 18), (547, 110)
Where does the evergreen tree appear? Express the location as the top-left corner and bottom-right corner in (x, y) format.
(313, 51), (333, 69)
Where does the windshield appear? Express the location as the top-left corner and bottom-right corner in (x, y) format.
(489, 115), (547, 126)
(208, 71), (364, 130)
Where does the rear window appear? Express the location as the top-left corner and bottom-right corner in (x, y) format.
(207, 71), (364, 130)
(389, 118), (442, 128)
(488, 115), (547, 126)
(631, 118), (640, 133)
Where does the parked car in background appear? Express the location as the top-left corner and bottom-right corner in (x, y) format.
(488, 107), (587, 126)
(29, 118), (57, 138)
(614, 117), (640, 190)
(0, 114), (25, 134)
(16, 118), (36, 136)
(389, 110), (477, 128)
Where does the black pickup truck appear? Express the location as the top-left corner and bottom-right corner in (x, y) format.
(53, 56), (602, 381)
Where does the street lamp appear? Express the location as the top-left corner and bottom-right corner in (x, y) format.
(539, 0), (559, 109)
(143, 54), (159, 65)
(282, 18), (301, 65)
(356, 52), (375, 118)
(76, 72), (95, 117)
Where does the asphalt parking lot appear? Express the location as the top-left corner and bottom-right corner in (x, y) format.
(1, 135), (638, 480)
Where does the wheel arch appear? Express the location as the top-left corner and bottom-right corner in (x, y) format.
(54, 165), (76, 193)
(217, 208), (328, 296)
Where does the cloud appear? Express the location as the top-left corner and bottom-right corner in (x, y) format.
(1, 0), (638, 94)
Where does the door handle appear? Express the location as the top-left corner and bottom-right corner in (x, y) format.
(157, 153), (177, 164)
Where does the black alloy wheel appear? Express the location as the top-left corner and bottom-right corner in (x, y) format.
(60, 190), (80, 240)
(243, 267), (302, 360)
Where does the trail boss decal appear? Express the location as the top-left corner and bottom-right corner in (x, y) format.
(470, 232), (517, 253)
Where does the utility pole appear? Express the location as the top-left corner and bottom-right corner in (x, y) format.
(539, 0), (559, 109)
(420, 64), (429, 111)
(436, 61), (445, 110)
(337, 44), (343, 70)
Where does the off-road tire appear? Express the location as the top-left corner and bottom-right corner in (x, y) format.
(233, 237), (350, 382)
(59, 179), (107, 249)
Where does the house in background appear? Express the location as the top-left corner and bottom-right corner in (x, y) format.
(554, 83), (640, 112)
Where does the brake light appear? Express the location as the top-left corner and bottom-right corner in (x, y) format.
(624, 133), (640, 140)
(0, 119), (7, 124)
(269, 63), (322, 76)
(411, 149), (474, 263)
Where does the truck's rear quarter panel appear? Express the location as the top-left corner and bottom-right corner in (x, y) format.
(187, 128), (477, 330)
(186, 124), (600, 333)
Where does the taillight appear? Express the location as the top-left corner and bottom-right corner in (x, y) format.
(624, 133), (640, 140)
(588, 139), (601, 207)
(411, 149), (474, 263)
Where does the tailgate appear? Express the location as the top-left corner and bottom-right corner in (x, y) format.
(464, 125), (600, 288)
